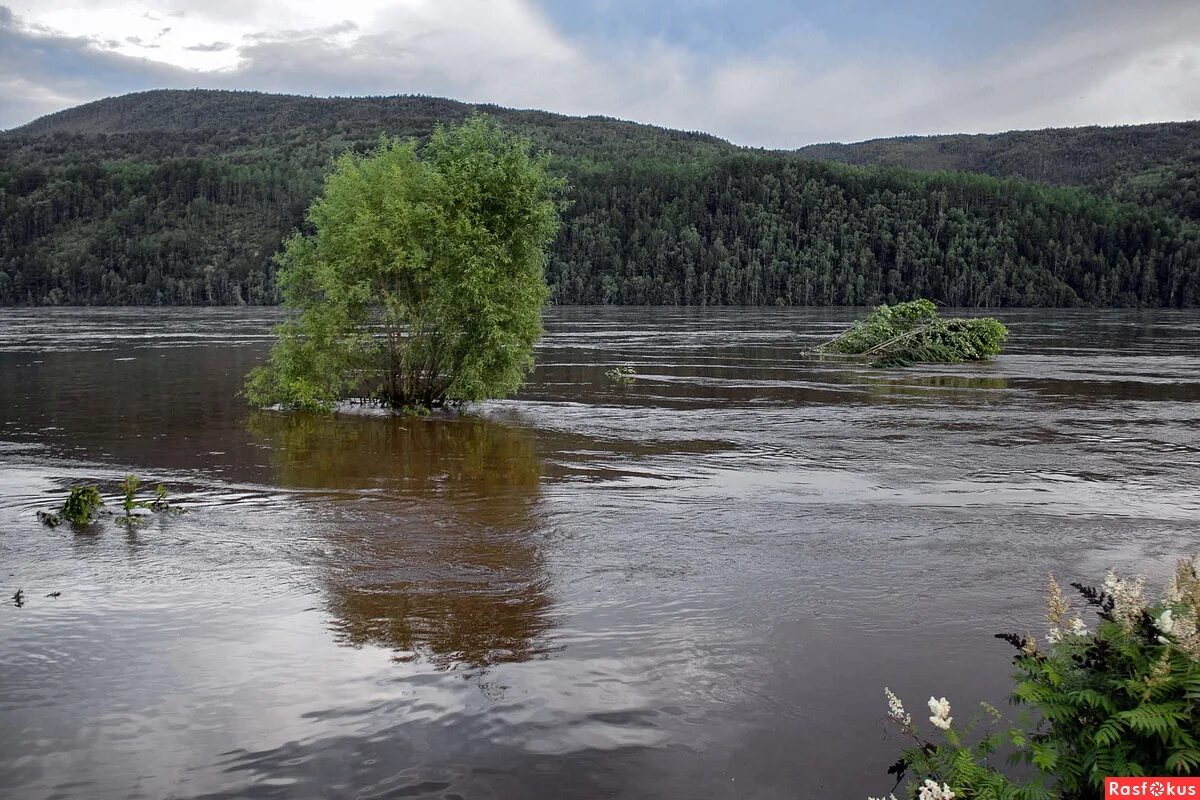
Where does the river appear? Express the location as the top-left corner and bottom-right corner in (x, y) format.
(2, 307), (1198, 799)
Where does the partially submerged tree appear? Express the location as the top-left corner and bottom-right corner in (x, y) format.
(244, 116), (564, 411)
(817, 299), (1008, 367)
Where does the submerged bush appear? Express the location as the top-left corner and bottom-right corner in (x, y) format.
(116, 475), (179, 523)
(872, 558), (1200, 800)
(820, 299), (1008, 367)
(38, 485), (104, 527)
(39, 478), (179, 528)
(243, 116), (565, 412)
(604, 364), (636, 384)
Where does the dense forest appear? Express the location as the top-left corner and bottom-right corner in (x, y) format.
(796, 122), (1200, 222)
(1, 89), (1198, 306)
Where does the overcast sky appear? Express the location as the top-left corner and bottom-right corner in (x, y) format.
(3, 0), (1199, 147)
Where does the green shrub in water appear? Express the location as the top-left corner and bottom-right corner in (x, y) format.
(120, 474), (140, 516)
(39, 485), (104, 527)
(819, 299), (1007, 368)
(39, 478), (178, 528)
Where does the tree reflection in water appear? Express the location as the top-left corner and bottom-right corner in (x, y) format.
(247, 410), (554, 670)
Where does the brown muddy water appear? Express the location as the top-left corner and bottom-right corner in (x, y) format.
(1, 307), (1199, 799)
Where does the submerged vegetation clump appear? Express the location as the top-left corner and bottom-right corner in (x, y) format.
(604, 364), (636, 385)
(116, 475), (181, 525)
(873, 557), (1200, 799)
(120, 474), (140, 516)
(818, 299), (1008, 367)
(38, 485), (104, 527)
(37, 477), (180, 528)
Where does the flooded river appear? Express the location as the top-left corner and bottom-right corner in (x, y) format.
(2, 307), (1198, 799)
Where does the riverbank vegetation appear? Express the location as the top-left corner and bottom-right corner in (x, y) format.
(818, 300), (1007, 367)
(2, 90), (1198, 308)
(874, 559), (1200, 799)
(243, 116), (563, 412)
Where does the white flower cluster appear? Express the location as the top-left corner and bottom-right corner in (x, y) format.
(1161, 557), (1200, 659)
(1044, 573), (1090, 644)
(884, 687), (911, 726)
(1166, 556), (1200, 607)
(918, 779), (956, 800)
(1157, 602), (1200, 656)
(867, 794), (898, 800)
(1104, 570), (1147, 630)
(927, 696), (952, 730)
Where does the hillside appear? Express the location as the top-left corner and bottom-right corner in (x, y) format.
(1, 90), (1198, 307)
(8, 90), (732, 165)
(796, 122), (1200, 221)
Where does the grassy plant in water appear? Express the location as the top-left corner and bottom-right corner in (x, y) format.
(117, 475), (181, 522)
(120, 474), (140, 516)
(38, 485), (104, 527)
(819, 299), (1008, 368)
(872, 558), (1200, 800)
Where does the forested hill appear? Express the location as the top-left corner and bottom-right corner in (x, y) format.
(2, 89), (1198, 307)
(796, 122), (1200, 221)
(8, 90), (732, 164)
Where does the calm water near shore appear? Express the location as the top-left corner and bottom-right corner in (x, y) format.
(2, 306), (1199, 799)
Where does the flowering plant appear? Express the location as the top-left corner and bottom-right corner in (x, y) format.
(873, 558), (1200, 799)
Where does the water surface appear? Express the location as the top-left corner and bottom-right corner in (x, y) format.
(2, 307), (1199, 799)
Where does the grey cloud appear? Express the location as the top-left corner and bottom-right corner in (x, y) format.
(242, 20), (358, 44)
(0, 7), (194, 129)
(184, 41), (231, 52)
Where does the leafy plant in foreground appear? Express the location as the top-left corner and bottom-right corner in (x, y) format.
(819, 299), (1008, 367)
(871, 558), (1200, 800)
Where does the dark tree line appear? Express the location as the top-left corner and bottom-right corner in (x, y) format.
(550, 159), (1200, 307)
(1, 89), (1197, 307)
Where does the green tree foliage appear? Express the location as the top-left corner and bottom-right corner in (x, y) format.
(1, 90), (1198, 308)
(38, 485), (104, 526)
(818, 299), (1007, 367)
(244, 116), (563, 411)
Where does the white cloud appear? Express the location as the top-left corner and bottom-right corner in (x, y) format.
(2, 0), (1199, 145)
